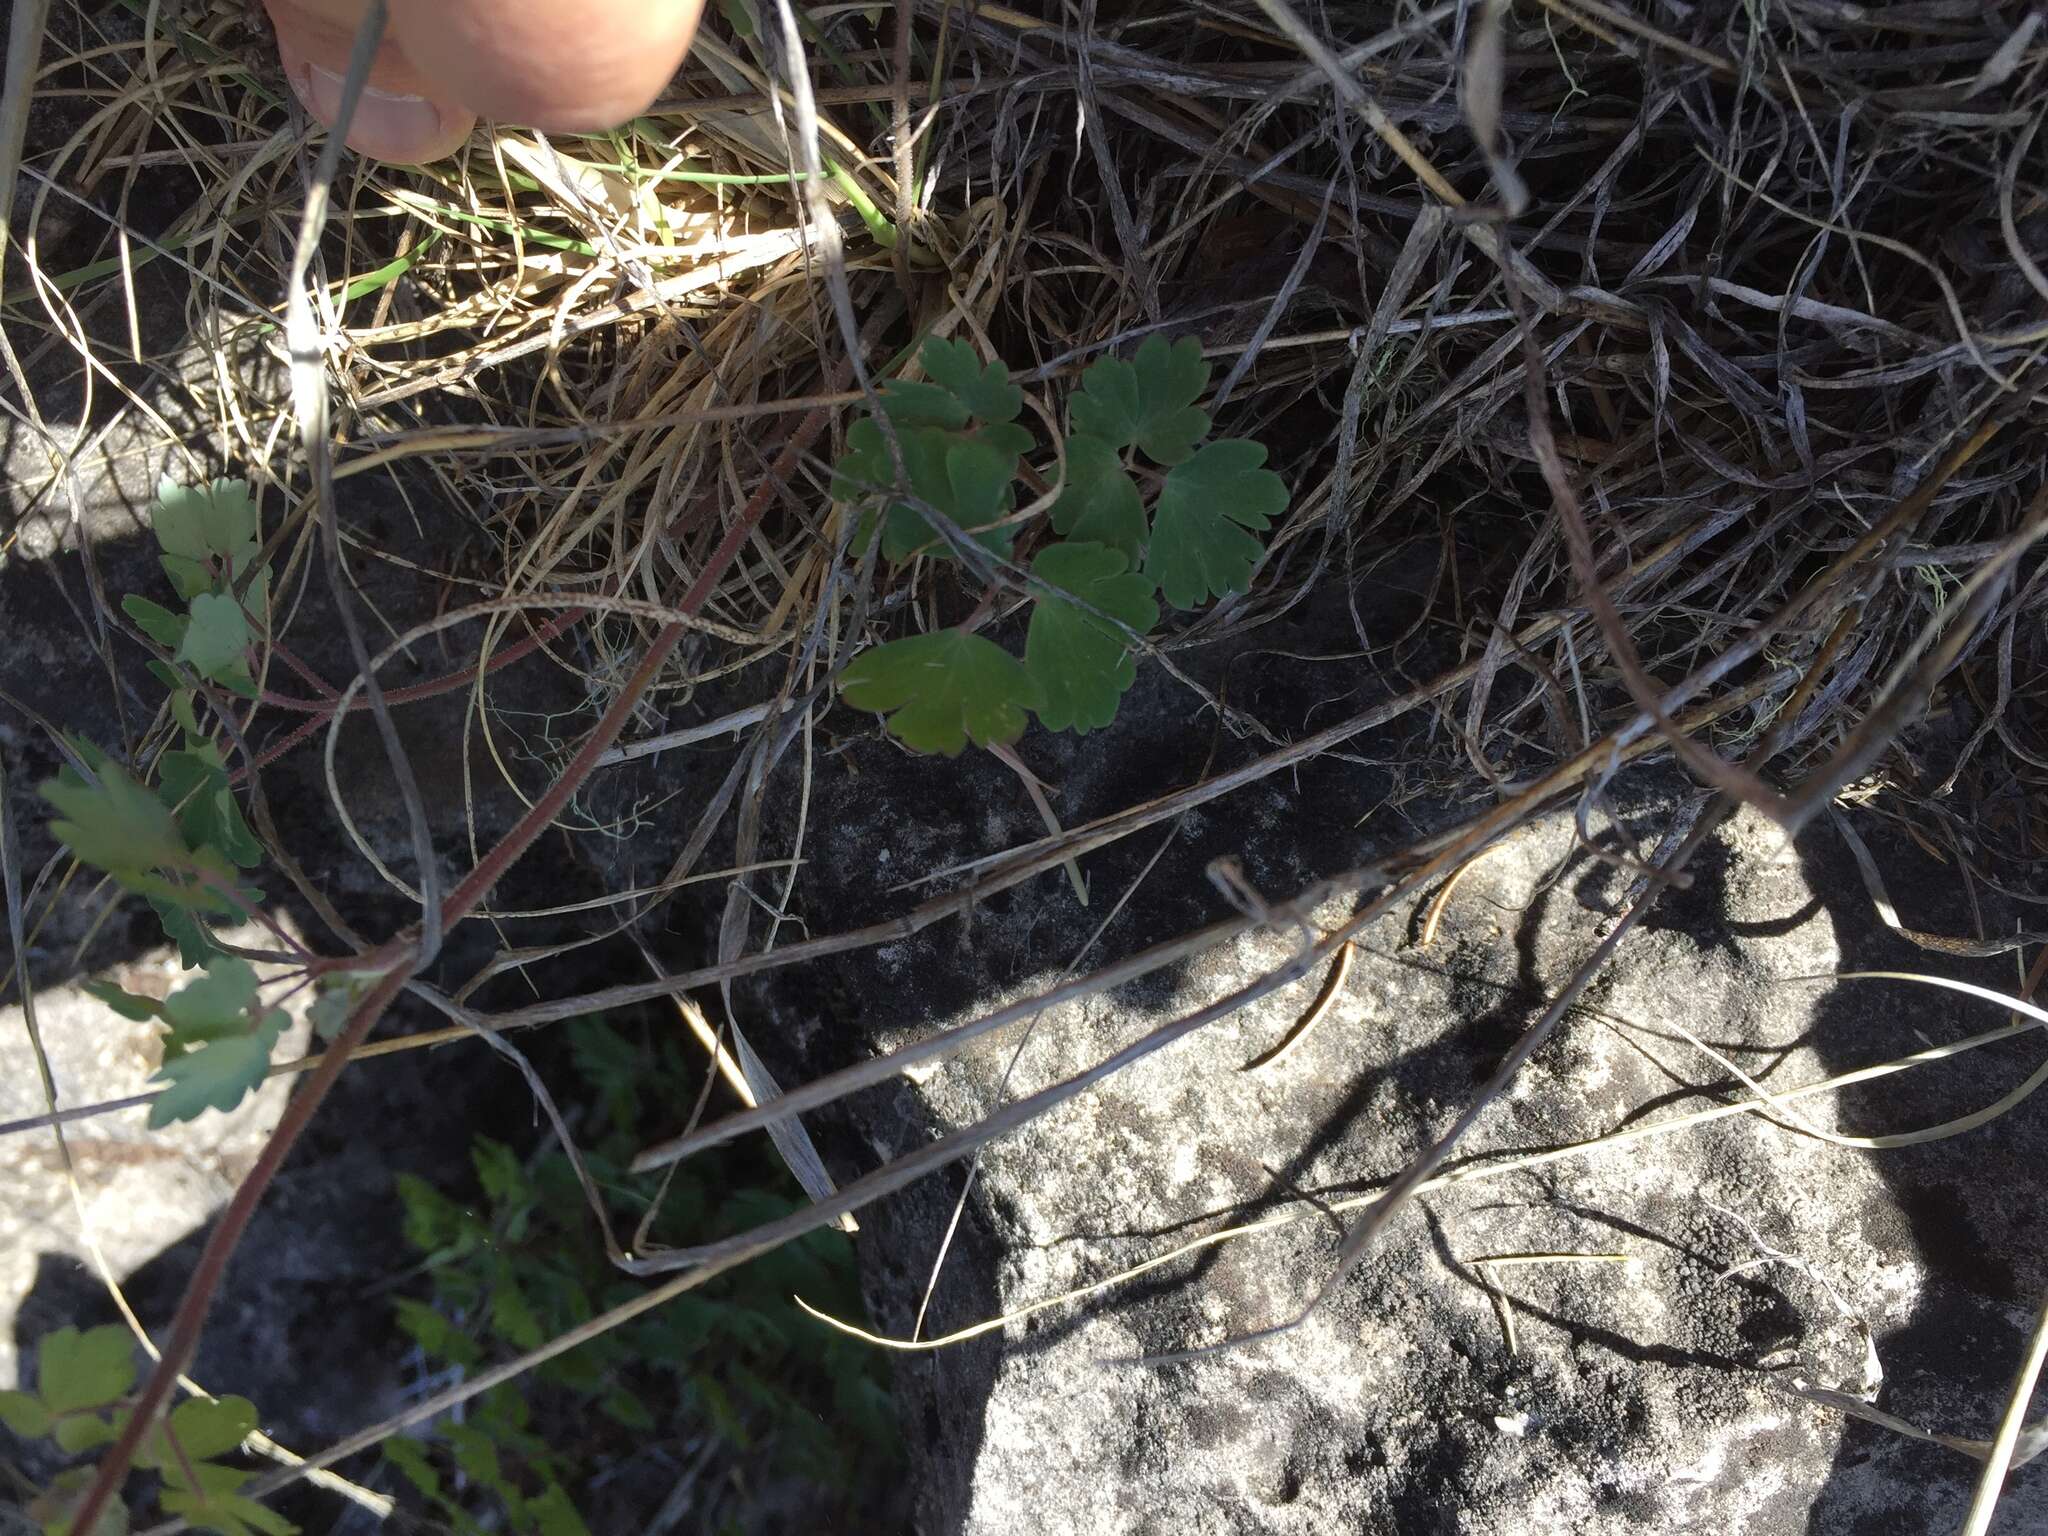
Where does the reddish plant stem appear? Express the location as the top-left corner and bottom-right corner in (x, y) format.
(64, 398), (842, 1536)
(256, 607), (587, 714)
(61, 962), (408, 1536)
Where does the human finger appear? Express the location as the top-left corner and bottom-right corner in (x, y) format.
(389, 0), (705, 136)
(263, 0), (476, 163)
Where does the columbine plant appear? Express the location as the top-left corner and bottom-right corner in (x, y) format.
(833, 334), (1288, 755)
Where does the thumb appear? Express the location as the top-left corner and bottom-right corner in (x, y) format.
(264, 0), (476, 163)
(389, 0), (705, 135)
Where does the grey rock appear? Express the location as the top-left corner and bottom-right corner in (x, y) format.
(0, 926), (311, 1395)
(785, 787), (2048, 1534)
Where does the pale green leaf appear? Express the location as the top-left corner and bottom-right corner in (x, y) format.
(161, 956), (261, 1049)
(1025, 543), (1160, 733)
(307, 973), (375, 1044)
(123, 864), (244, 917)
(155, 478), (261, 603)
(155, 476), (257, 560)
(83, 982), (164, 1022)
(53, 1413), (117, 1454)
(122, 594), (188, 653)
(1145, 438), (1287, 608)
(1048, 434), (1147, 563)
(42, 747), (190, 877)
(162, 1396), (259, 1462)
(176, 593), (251, 686)
(920, 338), (1023, 423)
(1069, 335), (1211, 465)
(840, 631), (1044, 756)
(37, 1325), (137, 1415)
(147, 1010), (286, 1127)
(0, 1389), (51, 1438)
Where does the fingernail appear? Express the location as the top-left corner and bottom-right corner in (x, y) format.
(291, 62), (451, 163)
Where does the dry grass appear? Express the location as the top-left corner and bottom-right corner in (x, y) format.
(4, 0), (2048, 1527)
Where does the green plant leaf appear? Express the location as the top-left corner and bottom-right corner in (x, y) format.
(1145, 438), (1287, 608)
(599, 1388), (655, 1431)
(155, 477), (261, 603)
(124, 861), (245, 916)
(837, 421), (1020, 563)
(395, 1174), (474, 1255)
(940, 435), (1015, 538)
(151, 897), (218, 969)
(1048, 434), (1147, 563)
(148, 1009), (286, 1128)
(394, 1297), (481, 1368)
(162, 1396), (259, 1461)
(1069, 335), (1211, 465)
(445, 1423), (522, 1511)
(28, 1467), (131, 1536)
(488, 1273), (545, 1351)
(176, 589), (247, 671)
(306, 990), (351, 1044)
(920, 337), (1023, 423)
(123, 593), (188, 653)
(472, 1137), (531, 1209)
(160, 956), (261, 1050)
(876, 380), (969, 430)
(840, 631), (1044, 756)
(158, 1460), (296, 1536)
(158, 746), (262, 870)
(177, 592), (253, 691)
(53, 1413), (118, 1454)
(1024, 543), (1160, 733)
(42, 747), (191, 878)
(0, 1389), (52, 1438)
(382, 1436), (443, 1502)
(527, 1483), (593, 1536)
(307, 972), (377, 1043)
(83, 982), (164, 1022)
(36, 1325), (137, 1415)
